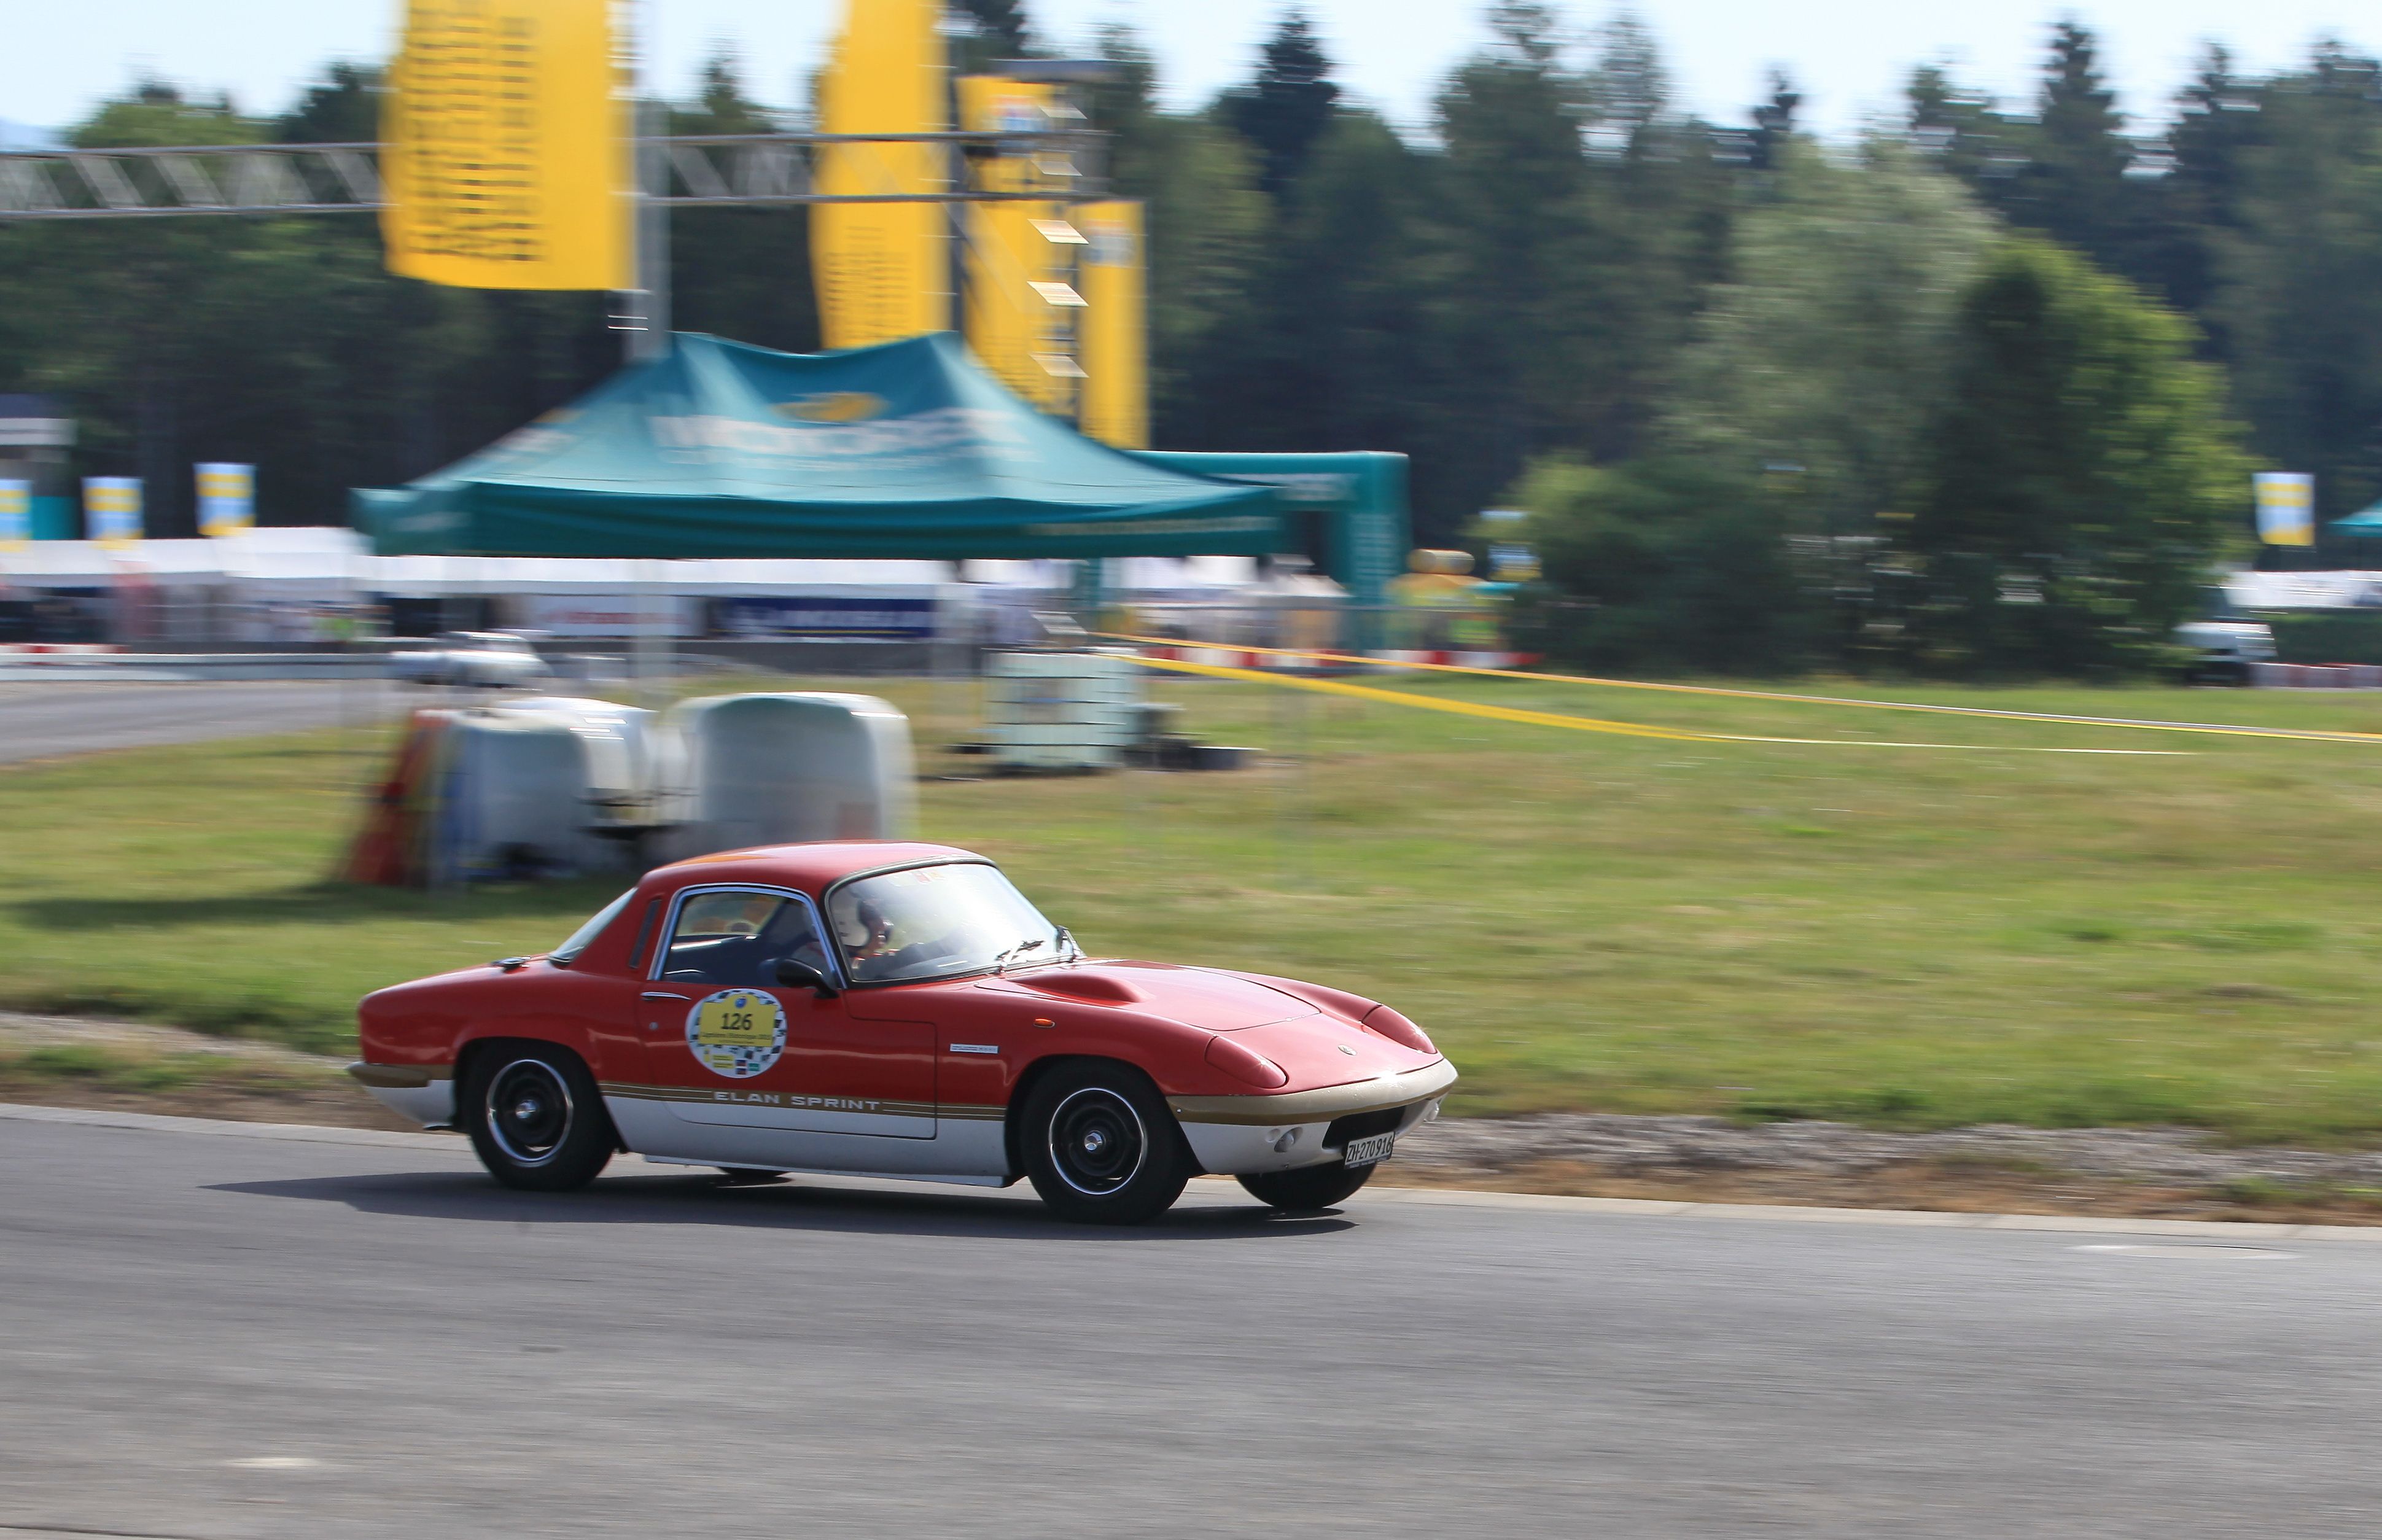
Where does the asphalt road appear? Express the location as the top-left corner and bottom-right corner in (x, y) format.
(4, 1111), (2380, 1539)
(0, 680), (398, 763)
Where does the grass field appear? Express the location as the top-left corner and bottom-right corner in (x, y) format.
(8, 669), (2382, 1143)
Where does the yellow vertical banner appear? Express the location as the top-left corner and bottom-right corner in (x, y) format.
(812, 0), (951, 349)
(2254, 472), (2316, 546)
(0, 481), (28, 550)
(957, 77), (1076, 413)
(1077, 200), (1148, 449)
(84, 478), (142, 548)
(195, 464), (255, 537)
(381, 0), (632, 291)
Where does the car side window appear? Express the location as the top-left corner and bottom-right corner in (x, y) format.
(659, 890), (831, 989)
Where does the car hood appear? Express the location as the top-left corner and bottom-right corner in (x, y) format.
(980, 962), (1319, 1030)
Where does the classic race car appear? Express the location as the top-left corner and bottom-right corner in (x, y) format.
(351, 842), (1457, 1224)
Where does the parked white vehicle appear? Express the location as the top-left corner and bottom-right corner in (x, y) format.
(2174, 618), (2276, 683)
(387, 631), (553, 688)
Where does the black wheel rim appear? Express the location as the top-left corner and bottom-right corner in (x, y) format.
(486, 1059), (573, 1167)
(1047, 1087), (1147, 1197)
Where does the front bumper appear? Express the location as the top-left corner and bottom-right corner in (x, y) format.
(1171, 1060), (1456, 1176)
(348, 1062), (456, 1128)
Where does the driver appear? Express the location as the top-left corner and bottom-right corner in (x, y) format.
(836, 898), (895, 966)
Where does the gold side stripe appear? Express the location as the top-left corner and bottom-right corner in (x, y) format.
(600, 1083), (1005, 1121)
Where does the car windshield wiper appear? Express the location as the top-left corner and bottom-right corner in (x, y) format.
(994, 938), (1045, 976)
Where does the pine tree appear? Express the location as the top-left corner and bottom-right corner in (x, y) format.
(273, 63), (380, 145)
(1221, 10), (1341, 198)
(2026, 18), (2135, 264)
(1904, 64), (2018, 184)
(1584, 12), (1667, 149)
(2148, 44), (2265, 316)
(952, 0), (1032, 58)
(668, 52), (820, 353)
(1745, 68), (1799, 171)
(2213, 42), (2382, 518)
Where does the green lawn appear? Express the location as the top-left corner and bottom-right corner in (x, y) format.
(9, 671), (2382, 1142)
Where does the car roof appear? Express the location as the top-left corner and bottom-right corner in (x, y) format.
(645, 841), (988, 900)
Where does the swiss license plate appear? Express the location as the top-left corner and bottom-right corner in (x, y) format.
(1344, 1132), (1397, 1169)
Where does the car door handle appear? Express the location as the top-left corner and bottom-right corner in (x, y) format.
(642, 990), (693, 1001)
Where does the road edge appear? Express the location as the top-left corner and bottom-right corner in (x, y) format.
(11, 1100), (2380, 1242)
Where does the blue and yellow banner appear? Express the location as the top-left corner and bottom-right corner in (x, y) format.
(196, 462), (254, 537)
(84, 477), (141, 546)
(0, 480), (28, 550)
(2255, 472), (2315, 546)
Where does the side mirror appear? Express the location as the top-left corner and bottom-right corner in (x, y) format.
(774, 957), (840, 998)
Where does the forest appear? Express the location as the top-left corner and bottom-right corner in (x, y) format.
(2, 1), (2378, 672)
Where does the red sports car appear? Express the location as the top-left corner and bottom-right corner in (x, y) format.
(351, 842), (1457, 1223)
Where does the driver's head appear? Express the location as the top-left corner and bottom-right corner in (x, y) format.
(834, 898), (887, 948)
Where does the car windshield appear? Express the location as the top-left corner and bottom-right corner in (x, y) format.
(827, 863), (1061, 985)
(551, 889), (634, 965)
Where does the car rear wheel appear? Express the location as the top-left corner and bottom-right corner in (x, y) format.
(1238, 1162), (1376, 1213)
(1022, 1064), (1190, 1225)
(464, 1046), (614, 1192)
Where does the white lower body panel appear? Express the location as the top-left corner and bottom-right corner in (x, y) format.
(605, 1095), (1010, 1180)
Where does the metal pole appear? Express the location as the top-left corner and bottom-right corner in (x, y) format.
(632, 96), (672, 360)
(621, 0), (669, 365)
(634, 559), (662, 712)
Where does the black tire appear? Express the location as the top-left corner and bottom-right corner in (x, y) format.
(1021, 1062), (1191, 1225)
(1238, 1161), (1376, 1213)
(463, 1044), (615, 1192)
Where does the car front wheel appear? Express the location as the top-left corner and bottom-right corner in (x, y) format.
(464, 1045), (615, 1192)
(1238, 1162), (1376, 1213)
(1022, 1064), (1190, 1225)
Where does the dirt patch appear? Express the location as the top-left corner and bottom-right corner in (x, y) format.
(1383, 1113), (2382, 1224)
(1372, 1159), (2382, 1225)
(0, 1009), (413, 1132)
(0, 1072), (422, 1132)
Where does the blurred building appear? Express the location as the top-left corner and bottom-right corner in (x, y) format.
(0, 394), (75, 540)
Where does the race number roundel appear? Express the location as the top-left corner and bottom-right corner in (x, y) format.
(685, 990), (788, 1079)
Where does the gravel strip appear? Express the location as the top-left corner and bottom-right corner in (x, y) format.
(1397, 1112), (2382, 1190)
(0, 1009), (342, 1066)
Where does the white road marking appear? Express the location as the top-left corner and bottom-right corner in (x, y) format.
(2071, 1243), (2298, 1260)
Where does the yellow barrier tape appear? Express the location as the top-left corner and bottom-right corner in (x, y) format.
(1102, 633), (2370, 747)
(1131, 655), (1709, 740)
(1127, 654), (2188, 754)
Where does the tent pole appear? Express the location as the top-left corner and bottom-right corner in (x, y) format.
(634, 559), (664, 713)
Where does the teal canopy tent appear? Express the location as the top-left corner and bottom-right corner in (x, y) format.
(2330, 502), (2382, 536)
(352, 332), (1283, 560)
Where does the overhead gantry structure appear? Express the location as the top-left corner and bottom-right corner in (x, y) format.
(0, 130), (1105, 220)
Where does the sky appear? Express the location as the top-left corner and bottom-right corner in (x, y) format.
(3, 0), (2376, 142)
